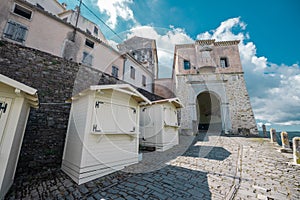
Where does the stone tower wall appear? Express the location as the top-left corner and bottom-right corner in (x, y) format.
(225, 73), (258, 134)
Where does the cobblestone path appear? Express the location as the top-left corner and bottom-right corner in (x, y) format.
(5, 133), (300, 200)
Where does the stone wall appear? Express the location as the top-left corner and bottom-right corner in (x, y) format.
(225, 73), (258, 134)
(0, 40), (124, 176)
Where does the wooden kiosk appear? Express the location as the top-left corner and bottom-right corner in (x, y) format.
(62, 84), (150, 184)
(0, 74), (39, 198)
(139, 98), (183, 151)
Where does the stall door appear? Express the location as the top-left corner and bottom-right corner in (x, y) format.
(92, 100), (137, 134)
(140, 107), (155, 138)
(0, 97), (12, 149)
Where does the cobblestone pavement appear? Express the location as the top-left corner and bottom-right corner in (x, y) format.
(5, 132), (300, 200)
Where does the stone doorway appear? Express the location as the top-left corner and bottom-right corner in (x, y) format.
(196, 92), (222, 131)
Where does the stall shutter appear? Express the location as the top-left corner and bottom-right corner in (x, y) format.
(0, 97), (12, 150)
(92, 100), (137, 134)
(164, 107), (177, 126)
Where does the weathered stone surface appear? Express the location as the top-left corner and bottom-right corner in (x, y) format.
(281, 131), (290, 149)
(293, 137), (300, 165)
(5, 133), (300, 199)
(270, 128), (277, 143)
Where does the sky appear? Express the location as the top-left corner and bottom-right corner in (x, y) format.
(59, 0), (300, 131)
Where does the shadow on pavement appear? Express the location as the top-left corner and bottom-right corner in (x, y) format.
(184, 146), (231, 161)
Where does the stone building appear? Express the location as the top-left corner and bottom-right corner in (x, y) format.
(122, 53), (154, 93)
(117, 36), (159, 79)
(169, 39), (257, 135)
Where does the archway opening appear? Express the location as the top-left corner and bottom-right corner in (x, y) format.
(197, 92), (222, 131)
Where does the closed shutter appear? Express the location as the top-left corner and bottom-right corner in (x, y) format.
(0, 97), (12, 151)
(164, 107), (177, 126)
(92, 100), (137, 134)
(4, 21), (28, 42)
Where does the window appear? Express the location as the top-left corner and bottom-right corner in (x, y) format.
(142, 75), (146, 87)
(130, 66), (135, 79)
(13, 4), (32, 20)
(3, 21), (28, 43)
(94, 26), (98, 35)
(220, 57), (229, 68)
(183, 60), (190, 70)
(111, 66), (119, 78)
(86, 29), (91, 35)
(82, 52), (93, 66)
(85, 39), (94, 48)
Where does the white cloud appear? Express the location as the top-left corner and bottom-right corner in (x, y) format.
(97, 0), (135, 29)
(195, 17), (300, 127)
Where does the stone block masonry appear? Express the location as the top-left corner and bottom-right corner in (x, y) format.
(0, 40), (124, 177)
(225, 73), (258, 134)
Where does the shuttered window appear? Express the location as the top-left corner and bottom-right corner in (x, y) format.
(82, 52), (93, 66)
(3, 21), (28, 43)
(111, 66), (119, 78)
(130, 66), (135, 79)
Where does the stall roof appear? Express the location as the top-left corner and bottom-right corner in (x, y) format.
(0, 74), (39, 108)
(148, 98), (183, 108)
(71, 84), (152, 104)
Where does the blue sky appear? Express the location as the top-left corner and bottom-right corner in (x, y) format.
(59, 0), (300, 131)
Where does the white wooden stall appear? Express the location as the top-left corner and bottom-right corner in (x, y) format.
(62, 84), (150, 185)
(0, 74), (39, 199)
(139, 98), (183, 151)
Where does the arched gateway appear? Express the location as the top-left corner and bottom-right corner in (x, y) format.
(197, 92), (222, 131)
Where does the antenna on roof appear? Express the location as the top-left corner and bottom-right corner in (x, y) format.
(72, 0), (82, 41)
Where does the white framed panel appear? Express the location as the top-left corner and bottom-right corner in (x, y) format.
(0, 97), (12, 152)
(91, 100), (137, 134)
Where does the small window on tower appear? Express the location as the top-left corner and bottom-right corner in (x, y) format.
(94, 26), (98, 35)
(130, 66), (135, 79)
(183, 60), (190, 70)
(142, 75), (146, 87)
(220, 57), (229, 68)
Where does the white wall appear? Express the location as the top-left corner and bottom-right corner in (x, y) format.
(123, 56), (153, 92)
(25, 0), (65, 15)
(0, 83), (32, 199)
(60, 11), (107, 43)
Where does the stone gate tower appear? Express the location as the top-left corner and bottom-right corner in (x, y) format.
(172, 39), (257, 135)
